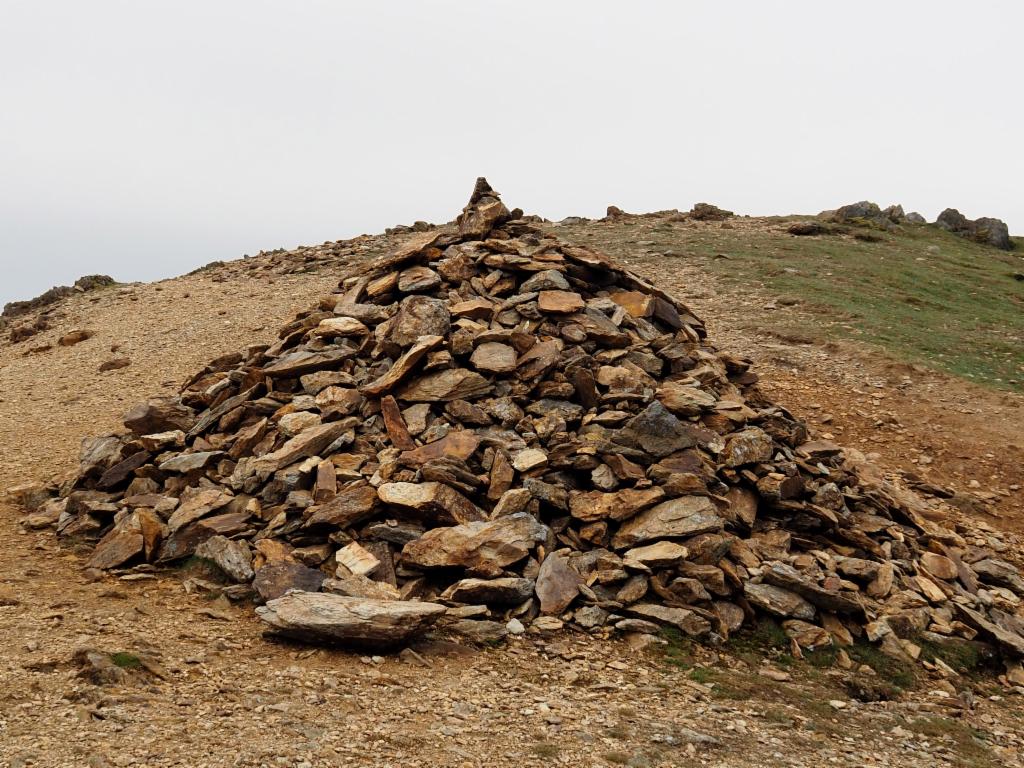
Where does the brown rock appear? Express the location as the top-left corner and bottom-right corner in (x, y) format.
(398, 265), (441, 293)
(377, 481), (485, 524)
(612, 496), (722, 549)
(762, 562), (863, 615)
(124, 398), (195, 434)
(720, 428), (774, 467)
(59, 329), (94, 346)
(158, 511), (251, 562)
(99, 357), (131, 372)
(537, 290), (585, 314)
(451, 297), (494, 320)
(303, 484), (379, 529)
(315, 386), (364, 418)
(323, 573), (401, 601)
(441, 577), (535, 605)
(380, 395), (416, 451)
(921, 552), (958, 581)
(387, 295), (451, 347)
(314, 458), (337, 502)
(194, 535), (254, 582)
(625, 603), (711, 637)
(167, 489), (233, 533)
(361, 335), (444, 396)
(487, 450), (514, 501)
(228, 418), (268, 460)
(743, 583), (816, 621)
(624, 541), (689, 568)
(724, 487), (758, 526)
(535, 553), (582, 614)
(335, 542), (380, 577)
(399, 430), (480, 466)
(313, 317), (369, 338)
(569, 487), (665, 523)
(470, 342), (518, 374)
(656, 381), (717, 416)
(96, 450), (152, 490)
(516, 338), (563, 380)
(397, 368), (492, 402)
(609, 290), (655, 318)
(263, 348), (352, 378)
(456, 178), (510, 239)
(401, 512), (547, 572)
(251, 422), (350, 475)
(615, 402), (697, 458)
(87, 529), (144, 570)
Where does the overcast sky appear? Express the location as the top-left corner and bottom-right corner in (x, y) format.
(2, 1), (1021, 307)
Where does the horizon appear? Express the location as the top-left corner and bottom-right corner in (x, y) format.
(3, 0), (1022, 307)
(2, 188), (1009, 309)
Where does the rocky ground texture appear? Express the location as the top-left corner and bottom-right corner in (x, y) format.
(1, 182), (1022, 767)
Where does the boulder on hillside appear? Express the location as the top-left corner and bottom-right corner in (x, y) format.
(688, 202), (733, 221)
(936, 208), (1012, 250)
(829, 201), (906, 229)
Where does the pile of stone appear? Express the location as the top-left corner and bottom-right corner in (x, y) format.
(37, 179), (1024, 657)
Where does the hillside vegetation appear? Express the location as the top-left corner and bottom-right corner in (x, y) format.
(556, 217), (1024, 393)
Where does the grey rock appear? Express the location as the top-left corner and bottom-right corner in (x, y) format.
(615, 401), (697, 458)
(253, 561), (325, 602)
(256, 592), (446, 648)
(936, 208), (1013, 250)
(762, 561), (863, 615)
(194, 535), (254, 582)
(625, 603), (712, 637)
(535, 553), (581, 614)
(521, 269), (570, 292)
(441, 577), (536, 605)
(386, 295), (451, 347)
(612, 496), (722, 549)
(743, 582), (816, 621)
(445, 618), (508, 644)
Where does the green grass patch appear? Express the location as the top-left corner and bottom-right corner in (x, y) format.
(727, 618), (791, 665)
(846, 643), (918, 690)
(109, 652), (142, 669)
(658, 627), (694, 669)
(688, 666), (714, 684)
(805, 647), (839, 668)
(554, 218), (1024, 392)
(916, 635), (995, 678)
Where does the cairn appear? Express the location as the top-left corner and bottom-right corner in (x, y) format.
(40, 179), (1024, 657)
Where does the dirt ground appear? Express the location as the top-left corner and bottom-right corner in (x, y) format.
(1, 224), (1022, 767)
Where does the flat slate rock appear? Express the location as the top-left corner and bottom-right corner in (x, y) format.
(256, 592), (447, 648)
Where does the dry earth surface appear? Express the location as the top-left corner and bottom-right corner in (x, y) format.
(1, 217), (1022, 767)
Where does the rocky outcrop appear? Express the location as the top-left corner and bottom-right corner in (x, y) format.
(936, 208), (1013, 250)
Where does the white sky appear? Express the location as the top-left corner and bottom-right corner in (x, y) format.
(2, 0), (1021, 307)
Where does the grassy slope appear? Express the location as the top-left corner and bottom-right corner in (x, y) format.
(565, 217), (1024, 393)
